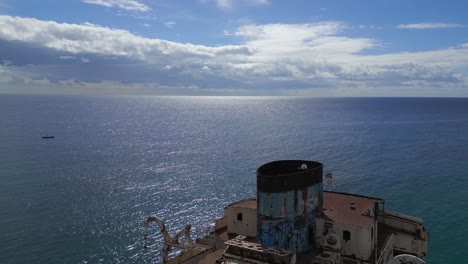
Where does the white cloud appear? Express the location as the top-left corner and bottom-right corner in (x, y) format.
(232, 23), (375, 61)
(397, 23), (464, 29)
(0, 16), (248, 62)
(1, 15), (468, 96)
(83, 0), (150, 12)
(203, 0), (269, 10)
(164, 21), (176, 28)
(59, 56), (76, 60)
(355, 25), (382, 30)
(216, 0), (232, 9)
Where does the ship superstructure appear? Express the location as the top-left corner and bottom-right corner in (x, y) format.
(145, 160), (428, 264)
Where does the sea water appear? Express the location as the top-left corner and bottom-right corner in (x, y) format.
(0, 95), (467, 263)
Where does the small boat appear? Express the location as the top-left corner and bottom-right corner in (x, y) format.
(42, 135), (54, 139)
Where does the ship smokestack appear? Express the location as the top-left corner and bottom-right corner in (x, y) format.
(256, 160), (323, 253)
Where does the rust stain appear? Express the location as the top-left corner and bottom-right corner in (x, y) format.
(302, 187), (308, 213)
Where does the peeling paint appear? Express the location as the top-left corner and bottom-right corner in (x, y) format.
(257, 160), (323, 253)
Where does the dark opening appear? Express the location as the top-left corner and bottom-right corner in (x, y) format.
(257, 160), (323, 193)
(343, 230), (351, 241)
(308, 226), (314, 246)
(237, 213), (243, 221)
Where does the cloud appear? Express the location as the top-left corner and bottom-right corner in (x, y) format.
(355, 25), (382, 30)
(0, 15), (468, 96)
(0, 16), (246, 62)
(164, 21), (176, 28)
(202, 0), (269, 10)
(83, 0), (150, 12)
(0, 15), (254, 89)
(397, 23), (464, 29)
(232, 23), (376, 61)
(59, 56), (76, 60)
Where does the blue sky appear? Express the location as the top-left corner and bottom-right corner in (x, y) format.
(1, 0), (468, 96)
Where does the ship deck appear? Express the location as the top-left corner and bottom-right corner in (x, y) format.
(165, 191), (426, 264)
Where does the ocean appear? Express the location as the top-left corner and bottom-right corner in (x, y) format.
(0, 95), (467, 263)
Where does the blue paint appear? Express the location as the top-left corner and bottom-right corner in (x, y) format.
(258, 192), (270, 215)
(270, 192), (285, 217)
(258, 181), (323, 253)
(285, 191), (296, 216)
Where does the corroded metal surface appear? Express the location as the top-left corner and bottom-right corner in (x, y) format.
(257, 160), (323, 193)
(223, 235), (296, 264)
(257, 160), (323, 253)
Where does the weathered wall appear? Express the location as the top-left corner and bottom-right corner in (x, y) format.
(315, 219), (375, 260)
(257, 160), (323, 253)
(226, 206), (257, 237)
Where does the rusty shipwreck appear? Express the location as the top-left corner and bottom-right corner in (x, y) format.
(144, 160), (429, 264)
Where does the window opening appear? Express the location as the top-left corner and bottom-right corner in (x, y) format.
(343, 230), (351, 241)
(237, 213), (243, 221)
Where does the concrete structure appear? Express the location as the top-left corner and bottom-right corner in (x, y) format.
(315, 192), (383, 261)
(377, 210), (428, 258)
(147, 160), (429, 264)
(256, 160), (323, 253)
(225, 198), (257, 238)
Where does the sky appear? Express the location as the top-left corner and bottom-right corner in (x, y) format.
(0, 0), (468, 96)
